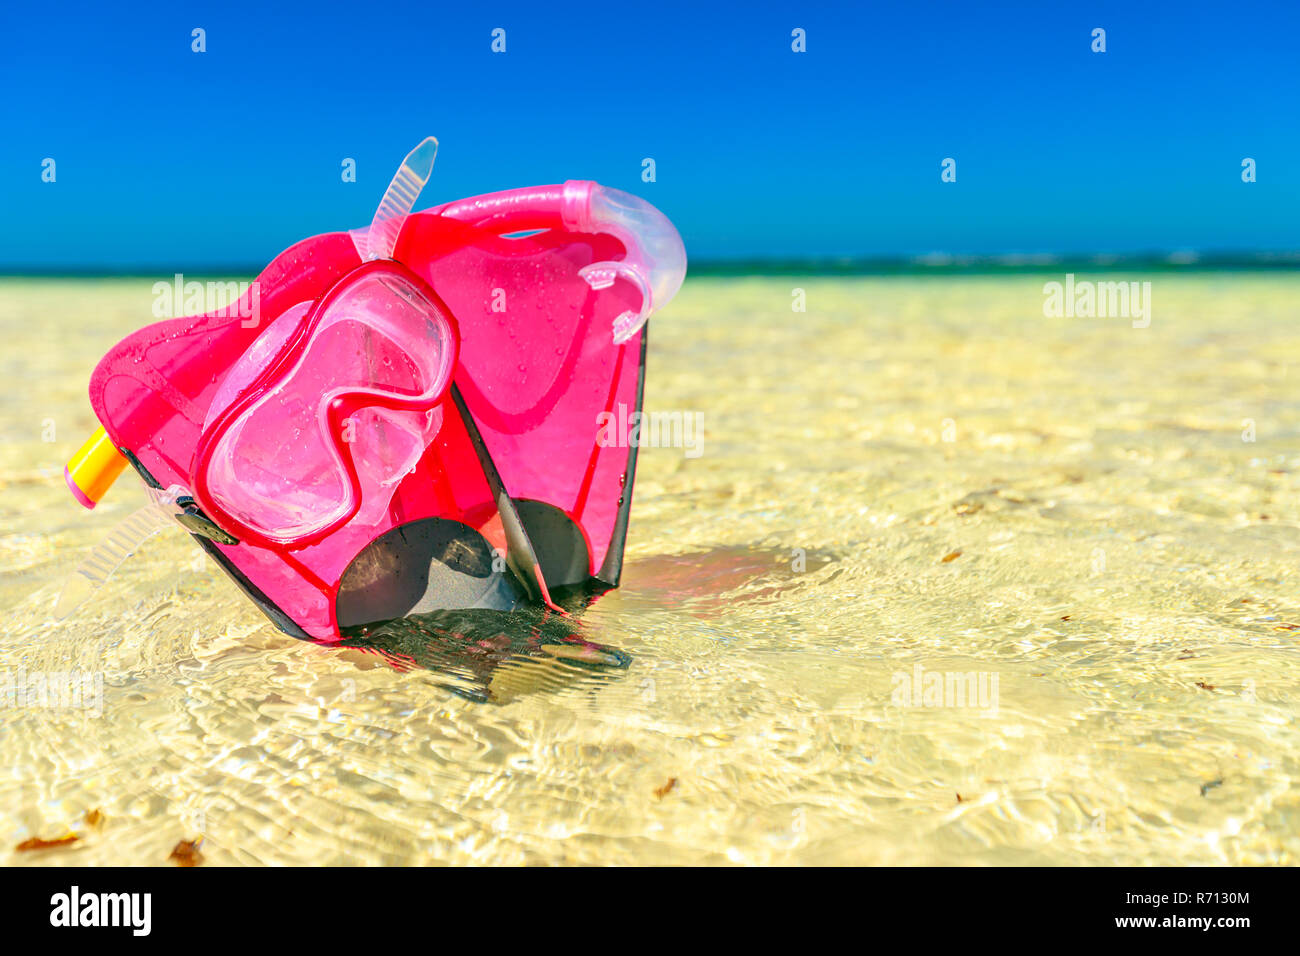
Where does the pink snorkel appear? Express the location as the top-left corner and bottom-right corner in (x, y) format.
(61, 137), (686, 642)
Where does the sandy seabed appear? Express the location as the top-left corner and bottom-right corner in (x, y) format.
(1, 273), (1298, 865)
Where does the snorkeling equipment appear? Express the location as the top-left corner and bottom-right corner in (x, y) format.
(63, 137), (686, 642)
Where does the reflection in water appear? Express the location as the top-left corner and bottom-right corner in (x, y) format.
(622, 545), (839, 615)
(339, 597), (631, 704)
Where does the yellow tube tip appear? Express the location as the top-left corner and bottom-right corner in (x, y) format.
(65, 426), (128, 509)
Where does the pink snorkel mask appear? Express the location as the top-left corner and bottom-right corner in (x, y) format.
(195, 260), (458, 548)
(63, 138), (686, 642)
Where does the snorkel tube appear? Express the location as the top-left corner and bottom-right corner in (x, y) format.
(421, 181), (686, 344)
(65, 426), (128, 509)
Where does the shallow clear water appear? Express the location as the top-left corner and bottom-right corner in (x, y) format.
(2, 274), (1298, 865)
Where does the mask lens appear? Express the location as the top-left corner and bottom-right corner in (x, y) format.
(201, 268), (456, 544)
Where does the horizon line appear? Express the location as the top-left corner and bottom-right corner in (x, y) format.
(2, 250), (1299, 279)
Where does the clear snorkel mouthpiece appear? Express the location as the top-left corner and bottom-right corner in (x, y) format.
(54, 484), (188, 620)
(355, 136), (439, 262)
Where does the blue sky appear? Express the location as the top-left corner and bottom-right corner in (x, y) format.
(1, 0), (1297, 268)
